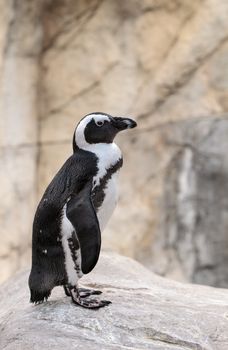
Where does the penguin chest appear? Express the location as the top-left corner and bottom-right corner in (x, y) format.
(92, 172), (120, 232)
(89, 142), (123, 231)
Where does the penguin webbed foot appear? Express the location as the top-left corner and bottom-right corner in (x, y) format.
(64, 285), (102, 298)
(78, 287), (102, 298)
(69, 287), (111, 309)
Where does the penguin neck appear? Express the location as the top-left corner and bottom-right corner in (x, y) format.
(76, 140), (122, 184)
(77, 141), (122, 165)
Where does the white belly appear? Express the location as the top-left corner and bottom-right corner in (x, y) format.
(61, 205), (82, 284)
(96, 172), (119, 232)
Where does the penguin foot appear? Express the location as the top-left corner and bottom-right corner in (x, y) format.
(78, 287), (102, 298)
(64, 285), (102, 298)
(70, 288), (111, 309)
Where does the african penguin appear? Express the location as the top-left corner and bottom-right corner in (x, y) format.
(29, 112), (137, 309)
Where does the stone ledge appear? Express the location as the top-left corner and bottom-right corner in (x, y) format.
(0, 252), (228, 350)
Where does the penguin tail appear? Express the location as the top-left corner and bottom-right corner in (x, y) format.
(29, 288), (51, 304)
(28, 267), (54, 304)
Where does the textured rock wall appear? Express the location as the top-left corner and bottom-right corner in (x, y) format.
(0, 1), (43, 282)
(147, 118), (228, 287)
(1, 0), (228, 286)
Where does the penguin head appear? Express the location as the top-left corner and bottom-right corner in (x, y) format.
(73, 112), (137, 151)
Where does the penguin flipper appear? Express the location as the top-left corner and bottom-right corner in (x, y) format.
(66, 181), (101, 275)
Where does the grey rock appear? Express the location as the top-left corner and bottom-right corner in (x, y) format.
(152, 118), (228, 288)
(0, 0), (43, 283)
(0, 252), (228, 350)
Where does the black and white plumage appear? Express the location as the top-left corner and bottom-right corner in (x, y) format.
(29, 112), (137, 309)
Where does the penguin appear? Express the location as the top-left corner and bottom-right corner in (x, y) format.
(29, 112), (137, 309)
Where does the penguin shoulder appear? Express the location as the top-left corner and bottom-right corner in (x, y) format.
(35, 149), (98, 220)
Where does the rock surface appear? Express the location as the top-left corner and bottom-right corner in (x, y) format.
(0, 0), (43, 282)
(134, 117), (228, 288)
(0, 252), (228, 350)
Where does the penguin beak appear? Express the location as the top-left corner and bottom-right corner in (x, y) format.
(112, 117), (137, 131)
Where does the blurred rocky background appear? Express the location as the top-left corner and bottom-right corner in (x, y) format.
(0, 0), (228, 287)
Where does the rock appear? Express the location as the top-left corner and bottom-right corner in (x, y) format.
(153, 118), (228, 287)
(124, 117), (228, 288)
(0, 1), (43, 283)
(0, 252), (228, 350)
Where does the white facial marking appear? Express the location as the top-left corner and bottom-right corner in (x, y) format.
(75, 113), (109, 149)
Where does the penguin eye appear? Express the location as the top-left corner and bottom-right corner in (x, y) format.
(96, 120), (104, 127)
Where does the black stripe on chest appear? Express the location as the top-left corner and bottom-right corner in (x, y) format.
(91, 157), (123, 211)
